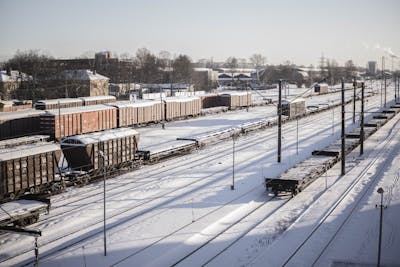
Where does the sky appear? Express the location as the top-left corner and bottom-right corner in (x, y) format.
(0, 0), (399, 67)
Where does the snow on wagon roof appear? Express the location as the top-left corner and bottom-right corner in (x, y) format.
(79, 95), (116, 101)
(36, 98), (83, 105)
(43, 104), (115, 115)
(108, 100), (158, 108)
(60, 128), (139, 145)
(0, 142), (60, 161)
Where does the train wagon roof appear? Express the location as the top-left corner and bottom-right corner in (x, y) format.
(60, 128), (139, 145)
(35, 98), (83, 105)
(107, 100), (158, 108)
(0, 135), (49, 149)
(79, 95), (116, 101)
(219, 91), (250, 96)
(42, 104), (115, 116)
(0, 142), (60, 161)
(0, 109), (44, 121)
(163, 96), (200, 102)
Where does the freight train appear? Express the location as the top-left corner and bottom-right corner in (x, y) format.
(1, 93), (252, 140)
(0, 128), (139, 202)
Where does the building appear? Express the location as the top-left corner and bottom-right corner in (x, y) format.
(367, 61), (377, 75)
(44, 69), (110, 98)
(192, 68), (219, 90)
(0, 69), (31, 100)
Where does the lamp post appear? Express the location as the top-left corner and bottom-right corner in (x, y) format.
(377, 187), (385, 267)
(98, 149), (107, 256)
(278, 80), (282, 163)
(231, 134), (235, 190)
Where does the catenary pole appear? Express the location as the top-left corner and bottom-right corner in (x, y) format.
(278, 80), (282, 163)
(341, 78), (345, 175)
(360, 82), (365, 155)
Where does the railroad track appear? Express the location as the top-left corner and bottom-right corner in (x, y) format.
(281, 114), (400, 266)
(1, 89), (388, 265)
(4, 107), (336, 265)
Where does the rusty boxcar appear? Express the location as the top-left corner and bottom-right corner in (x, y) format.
(60, 128), (139, 175)
(0, 109), (44, 140)
(40, 105), (117, 140)
(0, 142), (62, 200)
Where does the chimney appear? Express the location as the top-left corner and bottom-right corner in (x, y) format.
(6, 67), (11, 76)
(93, 70), (97, 75)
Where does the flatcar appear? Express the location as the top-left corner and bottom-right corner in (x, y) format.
(60, 128), (139, 175)
(0, 142), (62, 201)
(281, 98), (306, 117)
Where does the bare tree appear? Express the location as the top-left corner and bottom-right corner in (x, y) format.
(249, 53), (266, 68)
(344, 59), (357, 81)
(172, 54), (193, 83)
(134, 48), (161, 83)
(225, 57), (238, 84)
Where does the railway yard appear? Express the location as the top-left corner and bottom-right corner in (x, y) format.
(0, 82), (400, 266)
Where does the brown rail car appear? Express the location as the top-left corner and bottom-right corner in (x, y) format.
(40, 105), (117, 140)
(60, 128), (139, 175)
(0, 109), (44, 140)
(0, 142), (62, 200)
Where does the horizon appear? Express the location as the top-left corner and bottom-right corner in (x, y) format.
(0, 0), (399, 68)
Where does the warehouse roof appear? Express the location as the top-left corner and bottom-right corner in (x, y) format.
(60, 128), (139, 145)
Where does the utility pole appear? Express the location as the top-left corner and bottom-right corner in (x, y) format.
(384, 57), (387, 107)
(278, 80), (282, 163)
(353, 77), (356, 123)
(231, 134), (235, 190)
(377, 187), (385, 267)
(341, 78), (345, 176)
(360, 82), (365, 155)
(99, 147), (107, 256)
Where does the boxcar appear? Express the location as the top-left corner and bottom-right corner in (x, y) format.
(108, 100), (163, 127)
(60, 128), (139, 175)
(199, 94), (220, 109)
(281, 98), (306, 117)
(35, 98), (83, 110)
(0, 109), (44, 140)
(314, 83), (329, 94)
(40, 105), (117, 140)
(219, 92), (252, 109)
(163, 97), (201, 120)
(0, 142), (62, 200)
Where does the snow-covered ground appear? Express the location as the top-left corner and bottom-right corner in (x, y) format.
(0, 83), (398, 267)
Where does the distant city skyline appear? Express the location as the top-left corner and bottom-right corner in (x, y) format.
(0, 0), (399, 68)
